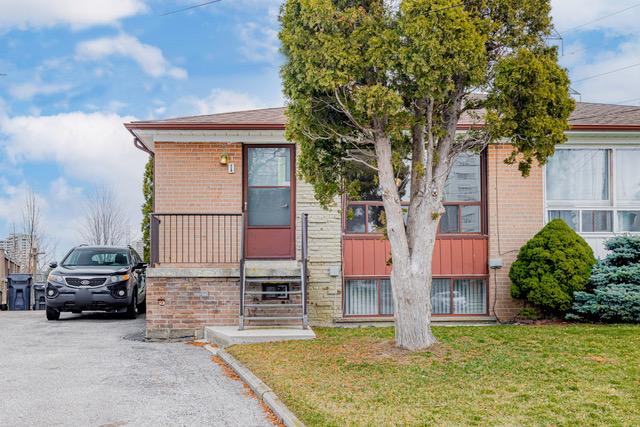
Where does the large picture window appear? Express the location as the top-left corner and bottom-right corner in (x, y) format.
(546, 149), (609, 202)
(545, 148), (640, 233)
(344, 278), (487, 316)
(345, 152), (483, 235)
(617, 149), (640, 202)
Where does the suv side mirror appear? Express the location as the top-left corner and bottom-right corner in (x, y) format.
(134, 262), (148, 271)
(49, 261), (58, 269)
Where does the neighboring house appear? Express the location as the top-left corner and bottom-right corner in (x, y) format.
(0, 249), (21, 307)
(125, 102), (640, 339)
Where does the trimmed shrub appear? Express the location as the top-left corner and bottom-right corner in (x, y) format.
(510, 219), (596, 314)
(569, 235), (640, 323)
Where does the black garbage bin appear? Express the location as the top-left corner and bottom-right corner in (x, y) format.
(8, 274), (32, 311)
(33, 283), (46, 310)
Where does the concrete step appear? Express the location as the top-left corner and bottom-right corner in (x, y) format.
(244, 277), (301, 284)
(205, 326), (316, 347)
(244, 259), (301, 278)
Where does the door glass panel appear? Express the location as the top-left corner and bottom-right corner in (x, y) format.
(248, 188), (291, 226)
(248, 148), (291, 186)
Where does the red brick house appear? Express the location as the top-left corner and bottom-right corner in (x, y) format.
(125, 102), (640, 339)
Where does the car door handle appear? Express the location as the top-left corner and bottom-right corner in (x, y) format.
(281, 203), (288, 208)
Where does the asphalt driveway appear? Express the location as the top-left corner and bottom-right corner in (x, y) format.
(0, 311), (274, 427)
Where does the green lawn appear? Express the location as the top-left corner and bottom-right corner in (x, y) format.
(228, 325), (640, 426)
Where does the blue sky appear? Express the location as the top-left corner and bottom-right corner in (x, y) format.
(0, 0), (639, 260)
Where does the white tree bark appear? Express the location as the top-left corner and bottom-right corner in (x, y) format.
(374, 130), (442, 350)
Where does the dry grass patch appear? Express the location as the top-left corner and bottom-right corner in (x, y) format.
(228, 325), (640, 426)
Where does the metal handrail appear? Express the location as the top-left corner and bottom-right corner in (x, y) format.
(239, 213), (246, 330)
(301, 213), (309, 329)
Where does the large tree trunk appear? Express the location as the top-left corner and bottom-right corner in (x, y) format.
(391, 219), (439, 350)
(374, 131), (441, 351)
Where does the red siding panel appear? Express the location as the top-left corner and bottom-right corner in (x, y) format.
(462, 239), (474, 274)
(343, 236), (488, 277)
(433, 240), (441, 275)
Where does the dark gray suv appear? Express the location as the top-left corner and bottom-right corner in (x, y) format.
(45, 245), (147, 321)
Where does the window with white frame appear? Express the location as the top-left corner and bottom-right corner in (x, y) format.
(545, 147), (640, 233)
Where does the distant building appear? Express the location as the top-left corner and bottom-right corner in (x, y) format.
(0, 233), (31, 271)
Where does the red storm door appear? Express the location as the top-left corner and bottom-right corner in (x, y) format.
(244, 145), (295, 259)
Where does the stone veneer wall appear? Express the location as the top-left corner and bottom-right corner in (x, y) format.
(295, 166), (344, 325)
(487, 144), (544, 320)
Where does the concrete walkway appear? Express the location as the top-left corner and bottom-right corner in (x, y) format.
(0, 311), (274, 427)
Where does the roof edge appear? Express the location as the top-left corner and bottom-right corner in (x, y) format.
(125, 122), (640, 132)
(124, 122), (286, 131)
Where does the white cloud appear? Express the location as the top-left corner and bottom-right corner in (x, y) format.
(9, 82), (73, 101)
(550, 1), (640, 104)
(76, 33), (188, 79)
(0, 111), (148, 255)
(238, 22), (280, 63)
(184, 89), (266, 115)
(0, 0), (147, 30)
(551, 0), (640, 35)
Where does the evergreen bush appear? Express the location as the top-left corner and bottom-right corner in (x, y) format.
(510, 219), (596, 314)
(568, 235), (640, 323)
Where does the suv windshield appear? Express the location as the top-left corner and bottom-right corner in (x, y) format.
(62, 248), (130, 267)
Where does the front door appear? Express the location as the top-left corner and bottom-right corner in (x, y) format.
(244, 145), (295, 259)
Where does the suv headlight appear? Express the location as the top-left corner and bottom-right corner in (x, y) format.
(110, 274), (129, 283)
(48, 273), (65, 285)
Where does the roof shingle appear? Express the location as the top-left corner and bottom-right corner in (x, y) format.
(125, 102), (640, 131)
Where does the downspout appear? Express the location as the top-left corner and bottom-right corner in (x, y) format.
(126, 126), (156, 264)
(133, 137), (154, 156)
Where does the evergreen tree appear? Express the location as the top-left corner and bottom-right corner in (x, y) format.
(280, 0), (574, 349)
(569, 236), (640, 323)
(509, 219), (596, 314)
(141, 157), (153, 263)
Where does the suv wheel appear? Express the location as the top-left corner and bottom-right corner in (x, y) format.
(46, 307), (60, 321)
(136, 298), (146, 314)
(126, 290), (138, 319)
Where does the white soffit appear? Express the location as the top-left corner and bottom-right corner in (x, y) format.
(134, 129), (289, 152)
(565, 131), (640, 146)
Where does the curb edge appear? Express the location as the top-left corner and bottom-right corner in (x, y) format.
(206, 346), (305, 427)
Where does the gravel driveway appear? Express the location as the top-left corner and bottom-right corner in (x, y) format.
(0, 311), (274, 427)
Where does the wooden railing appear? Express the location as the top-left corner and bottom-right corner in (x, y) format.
(150, 213), (243, 266)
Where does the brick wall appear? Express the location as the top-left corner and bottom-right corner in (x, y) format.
(154, 142), (242, 213)
(145, 276), (240, 340)
(487, 144), (544, 320)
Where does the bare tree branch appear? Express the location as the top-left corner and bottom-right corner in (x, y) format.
(81, 187), (127, 246)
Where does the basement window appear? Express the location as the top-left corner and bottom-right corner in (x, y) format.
(343, 278), (487, 316)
